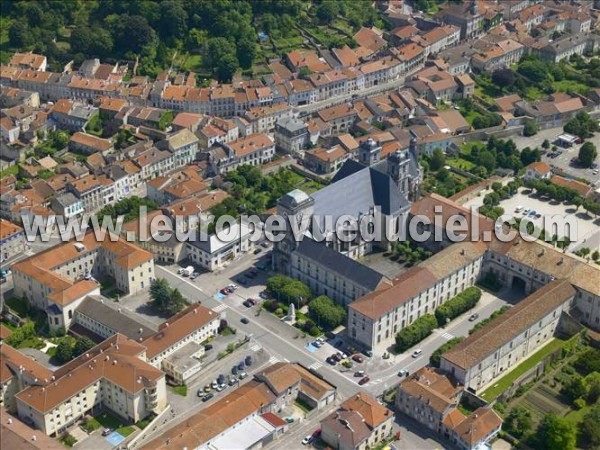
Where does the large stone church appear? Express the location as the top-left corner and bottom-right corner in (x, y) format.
(272, 138), (422, 305)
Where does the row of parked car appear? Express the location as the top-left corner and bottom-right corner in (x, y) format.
(197, 356), (254, 401)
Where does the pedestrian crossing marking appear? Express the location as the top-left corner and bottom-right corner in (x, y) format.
(267, 356), (280, 365)
(249, 344), (261, 352)
(309, 362), (323, 370)
(212, 304), (228, 313)
(439, 331), (453, 340)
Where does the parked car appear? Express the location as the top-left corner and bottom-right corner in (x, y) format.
(197, 388), (205, 397)
(211, 381), (219, 389)
(331, 353), (341, 362)
(468, 313), (479, 322)
(216, 385), (225, 392)
(217, 374), (225, 384)
(352, 354), (363, 363)
(204, 384), (212, 392)
(243, 300), (252, 307)
(398, 369), (409, 377)
(528, 210), (537, 217)
(326, 357), (337, 365)
(358, 376), (370, 385)
(259, 290), (269, 299)
(190, 272), (199, 280)
(312, 429), (322, 438)
(228, 378), (237, 386)
(302, 435), (313, 445)
(412, 349), (423, 358)
(238, 361), (245, 370)
(245, 355), (253, 366)
(204, 344), (213, 351)
(253, 248), (262, 255)
(354, 370), (365, 377)
(202, 393), (214, 402)
(232, 365), (238, 375)
(241, 317), (250, 324)
(239, 372), (248, 379)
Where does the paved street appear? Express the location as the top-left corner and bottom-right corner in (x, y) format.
(296, 66), (423, 116)
(132, 254), (519, 450)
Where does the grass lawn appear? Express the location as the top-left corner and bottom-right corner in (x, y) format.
(172, 385), (188, 396)
(87, 412), (136, 437)
(181, 54), (202, 72)
(447, 157), (476, 171)
(480, 338), (565, 401)
(297, 179), (326, 194)
(460, 141), (484, 157)
(0, 164), (19, 179)
(553, 79), (589, 96)
(136, 413), (157, 430)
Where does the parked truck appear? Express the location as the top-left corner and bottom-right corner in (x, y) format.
(182, 266), (194, 276)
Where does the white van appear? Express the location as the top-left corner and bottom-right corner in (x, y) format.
(515, 205), (524, 213)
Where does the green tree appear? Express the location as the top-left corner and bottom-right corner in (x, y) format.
(492, 68), (515, 88)
(579, 404), (600, 448)
(149, 278), (172, 311)
(215, 52), (239, 83)
(9, 21), (33, 48)
(578, 141), (597, 168)
(55, 339), (74, 364)
(237, 36), (257, 70)
(584, 372), (600, 404)
(542, 139), (550, 149)
(430, 148), (446, 171)
(309, 295), (346, 329)
(505, 406), (532, 438)
(316, 1), (339, 23)
(534, 413), (576, 450)
(561, 374), (587, 403)
(523, 120), (539, 137)
(73, 336), (95, 357)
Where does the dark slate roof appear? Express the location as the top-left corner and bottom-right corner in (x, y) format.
(296, 238), (385, 291)
(75, 296), (156, 340)
(313, 159), (409, 223)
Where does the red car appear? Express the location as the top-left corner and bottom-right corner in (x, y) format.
(358, 376), (370, 385)
(220, 288), (230, 296)
(312, 429), (322, 438)
(352, 354), (363, 363)
(331, 353), (341, 362)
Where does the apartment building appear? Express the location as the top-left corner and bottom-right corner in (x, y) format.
(242, 103), (293, 134)
(348, 242), (485, 352)
(142, 304), (220, 367)
(440, 280), (575, 393)
(157, 128), (199, 169)
(11, 334), (167, 436)
(471, 39), (525, 73)
(206, 133), (275, 175)
(184, 222), (254, 272)
(321, 393), (394, 450)
(8, 52), (47, 72)
(0, 218), (26, 263)
(12, 232), (154, 330)
(274, 117), (309, 154)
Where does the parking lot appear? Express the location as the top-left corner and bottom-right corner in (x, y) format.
(510, 126), (600, 184)
(465, 188), (599, 250)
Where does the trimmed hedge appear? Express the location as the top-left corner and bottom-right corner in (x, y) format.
(395, 314), (437, 353)
(430, 337), (464, 367)
(435, 287), (482, 326)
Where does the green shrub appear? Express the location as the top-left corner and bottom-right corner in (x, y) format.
(309, 326), (321, 337)
(430, 337), (464, 367)
(435, 287), (482, 326)
(395, 314), (437, 353)
(573, 398), (586, 410)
